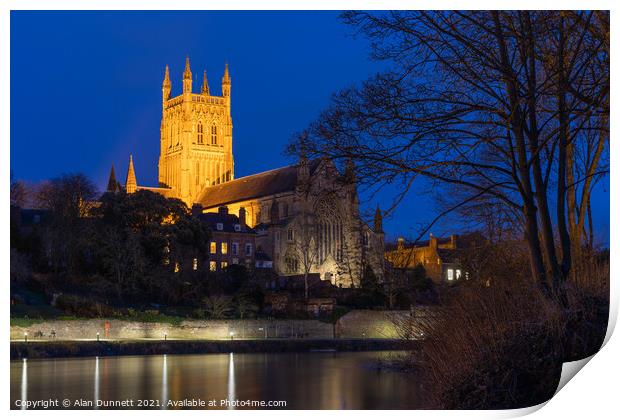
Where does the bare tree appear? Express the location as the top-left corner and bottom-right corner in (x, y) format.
(296, 11), (609, 302)
(290, 209), (319, 300)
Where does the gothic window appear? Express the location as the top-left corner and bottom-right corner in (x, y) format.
(211, 124), (218, 145)
(285, 255), (299, 273)
(287, 228), (294, 241)
(315, 196), (344, 263)
(197, 122), (204, 144)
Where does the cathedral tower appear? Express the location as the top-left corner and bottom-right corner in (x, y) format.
(157, 57), (234, 206)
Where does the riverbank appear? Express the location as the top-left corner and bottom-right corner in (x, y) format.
(10, 309), (434, 341)
(11, 338), (418, 360)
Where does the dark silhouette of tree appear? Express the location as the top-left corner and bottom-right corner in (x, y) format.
(294, 11), (609, 301)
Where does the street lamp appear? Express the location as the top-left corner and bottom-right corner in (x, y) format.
(96, 332), (100, 342)
(24, 332), (28, 343)
(229, 331), (234, 340)
(164, 333), (167, 341)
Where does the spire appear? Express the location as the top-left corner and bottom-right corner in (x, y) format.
(374, 205), (383, 233)
(162, 64), (171, 104)
(344, 158), (356, 183)
(125, 155), (137, 194)
(183, 56), (192, 94)
(201, 70), (210, 95)
(163, 64), (171, 88)
(107, 164), (118, 193)
(223, 62), (230, 81)
(222, 62), (231, 97)
(297, 133), (309, 182)
(183, 56), (192, 80)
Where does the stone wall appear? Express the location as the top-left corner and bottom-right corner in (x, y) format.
(336, 308), (438, 339)
(11, 309), (438, 341)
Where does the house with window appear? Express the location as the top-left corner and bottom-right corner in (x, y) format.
(385, 233), (473, 283)
(195, 205), (272, 272)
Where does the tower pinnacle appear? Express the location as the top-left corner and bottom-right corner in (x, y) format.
(374, 205), (383, 233)
(201, 70), (210, 95)
(125, 155), (137, 194)
(162, 64), (171, 106)
(183, 56), (192, 94)
(107, 164), (119, 193)
(163, 64), (171, 88)
(222, 62), (231, 97)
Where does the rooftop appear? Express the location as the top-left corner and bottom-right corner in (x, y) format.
(195, 159), (321, 208)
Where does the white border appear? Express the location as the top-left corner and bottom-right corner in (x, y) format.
(2, 2), (617, 419)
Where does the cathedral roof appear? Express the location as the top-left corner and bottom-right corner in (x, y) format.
(195, 159), (322, 208)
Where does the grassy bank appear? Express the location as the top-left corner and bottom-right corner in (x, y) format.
(11, 338), (417, 360)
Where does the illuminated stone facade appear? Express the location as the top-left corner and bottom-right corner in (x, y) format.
(385, 234), (463, 283)
(119, 57), (384, 287)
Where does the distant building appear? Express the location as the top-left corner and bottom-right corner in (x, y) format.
(385, 234), (466, 283)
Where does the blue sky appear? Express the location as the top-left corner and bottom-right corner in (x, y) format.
(10, 11), (609, 245)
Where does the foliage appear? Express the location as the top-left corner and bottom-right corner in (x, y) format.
(204, 295), (234, 319)
(392, 257), (608, 409)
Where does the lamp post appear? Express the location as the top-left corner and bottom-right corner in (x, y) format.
(96, 332), (100, 342)
(229, 331), (234, 341)
(24, 332), (28, 343)
(164, 333), (167, 341)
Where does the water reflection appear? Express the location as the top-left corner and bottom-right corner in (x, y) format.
(94, 357), (99, 410)
(21, 359), (27, 410)
(227, 353), (235, 410)
(11, 352), (425, 409)
(161, 355), (168, 410)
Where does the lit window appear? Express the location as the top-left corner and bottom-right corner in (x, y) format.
(447, 269), (454, 281)
(174, 262), (180, 273)
(197, 123), (204, 144)
(216, 223), (223, 231)
(456, 269), (462, 280)
(221, 242), (228, 255)
(209, 261), (217, 271)
(245, 243), (253, 256)
(211, 124), (218, 145)
(232, 242), (239, 255)
(192, 258), (198, 270)
(221, 261), (228, 269)
(287, 228), (294, 241)
(210, 241), (217, 254)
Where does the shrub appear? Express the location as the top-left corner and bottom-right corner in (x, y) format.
(398, 280), (566, 409)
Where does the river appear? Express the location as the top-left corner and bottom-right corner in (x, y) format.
(11, 351), (425, 409)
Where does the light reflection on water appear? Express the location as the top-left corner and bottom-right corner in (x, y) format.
(11, 351), (424, 409)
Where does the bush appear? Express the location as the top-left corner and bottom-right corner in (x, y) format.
(398, 280), (566, 409)
(393, 257), (609, 409)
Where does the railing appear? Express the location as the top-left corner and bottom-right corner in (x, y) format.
(165, 94), (226, 109)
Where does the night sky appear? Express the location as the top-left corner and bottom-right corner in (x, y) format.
(10, 11), (610, 245)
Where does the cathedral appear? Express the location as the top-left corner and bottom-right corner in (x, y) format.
(114, 57), (385, 287)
